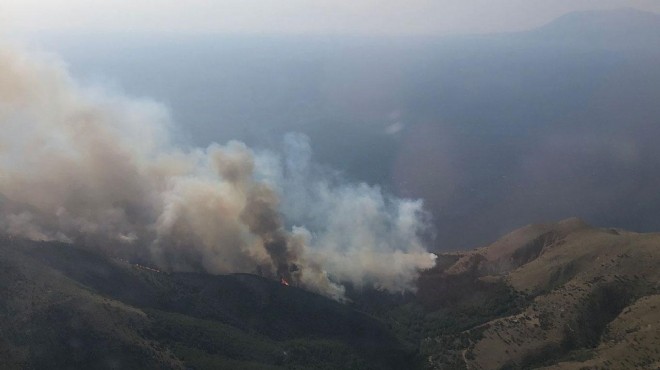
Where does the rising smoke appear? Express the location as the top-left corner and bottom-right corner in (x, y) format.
(0, 44), (436, 300)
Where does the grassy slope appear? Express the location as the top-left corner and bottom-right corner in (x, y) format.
(0, 237), (184, 370)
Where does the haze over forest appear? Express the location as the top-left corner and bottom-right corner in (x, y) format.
(17, 7), (660, 250)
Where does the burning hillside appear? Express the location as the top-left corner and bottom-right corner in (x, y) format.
(0, 44), (436, 300)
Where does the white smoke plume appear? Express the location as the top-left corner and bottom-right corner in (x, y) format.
(0, 44), (436, 300)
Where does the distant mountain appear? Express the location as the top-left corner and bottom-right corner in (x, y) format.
(389, 8), (660, 249)
(529, 8), (660, 50)
(2, 217), (659, 369)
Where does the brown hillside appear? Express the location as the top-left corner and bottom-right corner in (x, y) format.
(422, 218), (660, 369)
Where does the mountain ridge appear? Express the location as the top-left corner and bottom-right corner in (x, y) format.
(415, 218), (660, 369)
(1, 217), (659, 369)
(0, 235), (412, 369)
(526, 7), (660, 50)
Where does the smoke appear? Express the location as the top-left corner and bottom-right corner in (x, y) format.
(0, 44), (436, 300)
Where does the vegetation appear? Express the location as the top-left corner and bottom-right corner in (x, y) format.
(2, 217), (660, 369)
(562, 278), (654, 351)
(0, 237), (410, 369)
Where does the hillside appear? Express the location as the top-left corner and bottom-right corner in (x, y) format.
(396, 218), (660, 369)
(0, 236), (411, 369)
(1, 217), (659, 369)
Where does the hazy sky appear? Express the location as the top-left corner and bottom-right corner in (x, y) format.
(3, 0), (660, 36)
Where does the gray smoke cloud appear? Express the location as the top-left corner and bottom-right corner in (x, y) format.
(0, 44), (436, 300)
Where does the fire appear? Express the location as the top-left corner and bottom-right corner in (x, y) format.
(280, 277), (290, 286)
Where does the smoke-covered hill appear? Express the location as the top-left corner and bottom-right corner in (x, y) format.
(2, 217), (660, 369)
(0, 44), (435, 300)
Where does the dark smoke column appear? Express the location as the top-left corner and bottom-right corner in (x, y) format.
(211, 142), (299, 283)
(240, 184), (297, 281)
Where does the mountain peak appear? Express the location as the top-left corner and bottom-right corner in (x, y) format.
(531, 8), (660, 50)
(545, 7), (660, 29)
